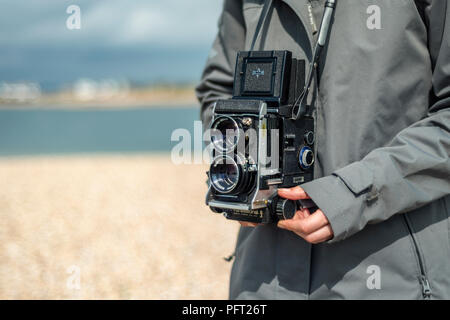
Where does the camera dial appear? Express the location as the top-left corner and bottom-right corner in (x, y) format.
(276, 198), (296, 220)
(304, 131), (315, 145)
(299, 146), (314, 170)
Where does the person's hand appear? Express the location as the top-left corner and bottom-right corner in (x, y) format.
(277, 186), (334, 243)
(239, 221), (259, 227)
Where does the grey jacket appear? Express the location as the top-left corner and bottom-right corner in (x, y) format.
(196, 0), (450, 299)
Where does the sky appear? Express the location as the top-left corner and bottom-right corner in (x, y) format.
(0, 0), (223, 91)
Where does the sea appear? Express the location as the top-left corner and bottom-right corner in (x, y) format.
(0, 106), (200, 156)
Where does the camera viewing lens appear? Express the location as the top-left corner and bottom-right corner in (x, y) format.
(211, 116), (240, 152)
(210, 156), (240, 194)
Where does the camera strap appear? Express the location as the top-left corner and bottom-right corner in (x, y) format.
(250, 0), (274, 51)
(292, 0), (337, 119)
(249, 0), (337, 119)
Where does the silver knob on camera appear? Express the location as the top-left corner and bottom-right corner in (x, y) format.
(299, 146), (314, 170)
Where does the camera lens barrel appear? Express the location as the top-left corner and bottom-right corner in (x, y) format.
(209, 155), (240, 194)
(210, 116), (241, 153)
(209, 155), (255, 195)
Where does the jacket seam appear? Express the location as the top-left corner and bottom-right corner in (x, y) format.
(442, 197), (450, 255)
(274, 228), (280, 300)
(429, 1), (448, 70)
(436, 1), (447, 62)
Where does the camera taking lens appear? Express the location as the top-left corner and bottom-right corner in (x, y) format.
(210, 154), (255, 195)
(210, 155), (240, 194)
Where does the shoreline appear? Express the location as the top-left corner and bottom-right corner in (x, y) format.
(0, 86), (200, 110)
(0, 102), (199, 110)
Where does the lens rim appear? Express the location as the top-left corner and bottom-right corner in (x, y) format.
(209, 155), (240, 194)
(210, 116), (240, 153)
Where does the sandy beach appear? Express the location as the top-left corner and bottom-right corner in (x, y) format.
(0, 154), (239, 299)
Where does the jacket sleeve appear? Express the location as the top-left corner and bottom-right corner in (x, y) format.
(195, 0), (246, 129)
(301, 0), (450, 243)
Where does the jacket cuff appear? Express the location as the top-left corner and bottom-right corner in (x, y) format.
(301, 162), (376, 243)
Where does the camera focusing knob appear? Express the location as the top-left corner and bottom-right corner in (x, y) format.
(304, 131), (315, 145)
(299, 146), (315, 170)
(276, 199), (296, 220)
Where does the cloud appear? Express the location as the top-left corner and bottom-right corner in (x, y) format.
(0, 0), (223, 48)
(0, 0), (224, 87)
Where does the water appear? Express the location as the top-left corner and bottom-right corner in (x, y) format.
(0, 106), (200, 156)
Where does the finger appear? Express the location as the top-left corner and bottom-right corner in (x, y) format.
(298, 207), (311, 219)
(302, 224), (334, 244)
(291, 207), (311, 220)
(278, 186), (311, 200)
(239, 222), (259, 228)
(278, 209), (329, 234)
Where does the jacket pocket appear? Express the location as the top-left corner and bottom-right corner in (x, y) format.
(402, 214), (432, 299)
(333, 162), (374, 196)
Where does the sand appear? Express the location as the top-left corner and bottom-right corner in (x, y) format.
(0, 154), (239, 299)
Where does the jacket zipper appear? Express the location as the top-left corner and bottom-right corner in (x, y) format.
(402, 214), (432, 299)
(307, 2), (318, 34)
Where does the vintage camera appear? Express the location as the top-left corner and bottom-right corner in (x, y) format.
(205, 50), (315, 224)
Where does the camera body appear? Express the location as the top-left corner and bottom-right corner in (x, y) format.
(205, 50), (315, 224)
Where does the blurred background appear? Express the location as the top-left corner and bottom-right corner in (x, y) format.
(0, 0), (239, 299)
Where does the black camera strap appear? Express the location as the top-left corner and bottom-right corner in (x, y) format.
(293, 0), (337, 120)
(249, 0), (337, 119)
(250, 0), (274, 51)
